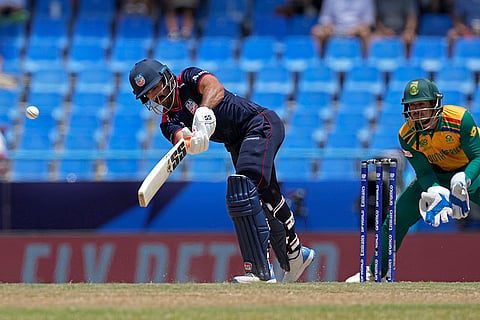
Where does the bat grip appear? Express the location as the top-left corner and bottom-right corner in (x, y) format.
(185, 137), (191, 149)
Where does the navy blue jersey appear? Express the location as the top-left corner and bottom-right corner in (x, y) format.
(160, 67), (267, 146)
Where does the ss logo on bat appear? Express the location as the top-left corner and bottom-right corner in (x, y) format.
(167, 141), (187, 173)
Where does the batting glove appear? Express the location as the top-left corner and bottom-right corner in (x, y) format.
(450, 172), (471, 219)
(188, 130), (209, 155)
(193, 106), (216, 138)
(419, 186), (452, 227)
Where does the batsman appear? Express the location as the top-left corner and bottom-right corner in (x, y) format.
(347, 78), (480, 282)
(129, 59), (315, 283)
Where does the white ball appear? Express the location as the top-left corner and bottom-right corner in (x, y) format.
(26, 106), (39, 120)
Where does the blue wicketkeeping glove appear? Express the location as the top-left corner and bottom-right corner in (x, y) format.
(419, 186), (452, 227)
(450, 172), (471, 219)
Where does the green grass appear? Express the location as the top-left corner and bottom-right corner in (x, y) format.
(0, 282), (479, 319)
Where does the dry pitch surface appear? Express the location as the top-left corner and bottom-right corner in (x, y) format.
(0, 282), (479, 319)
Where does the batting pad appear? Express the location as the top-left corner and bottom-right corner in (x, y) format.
(226, 174), (271, 281)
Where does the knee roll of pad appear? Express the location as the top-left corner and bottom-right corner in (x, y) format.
(226, 174), (271, 280)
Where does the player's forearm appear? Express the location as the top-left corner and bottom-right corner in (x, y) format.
(198, 75), (224, 109)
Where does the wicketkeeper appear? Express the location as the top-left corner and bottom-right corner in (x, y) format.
(347, 78), (480, 281)
(129, 59), (315, 283)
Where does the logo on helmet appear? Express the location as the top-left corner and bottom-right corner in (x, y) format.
(134, 74), (145, 87)
(409, 81), (419, 95)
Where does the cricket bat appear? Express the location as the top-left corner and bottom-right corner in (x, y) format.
(138, 138), (189, 207)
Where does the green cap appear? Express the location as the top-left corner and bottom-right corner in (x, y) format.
(401, 78), (439, 104)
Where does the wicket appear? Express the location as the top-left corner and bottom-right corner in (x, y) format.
(360, 158), (397, 282)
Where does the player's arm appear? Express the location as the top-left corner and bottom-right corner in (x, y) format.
(198, 74), (224, 110)
(399, 136), (440, 191)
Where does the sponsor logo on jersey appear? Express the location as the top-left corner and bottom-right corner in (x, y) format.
(403, 149), (413, 157)
(134, 74), (145, 87)
(471, 126), (478, 137)
(192, 70), (209, 82)
(185, 99), (198, 114)
(409, 81), (419, 95)
(445, 134), (454, 143)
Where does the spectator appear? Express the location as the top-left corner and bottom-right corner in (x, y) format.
(121, 0), (153, 16)
(419, 0), (454, 14)
(447, 0), (480, 44)
(162, 0), (199, 39)
(0, 0), (28, 24)
(310, 0), (375, 57)
(373, 0), (418, 54)
(274, 0), (322, 17)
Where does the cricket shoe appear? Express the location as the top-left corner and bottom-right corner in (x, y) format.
(345, 267), (386, 282)
(233, 265), (277, 284)
(282, 246), (316, 282)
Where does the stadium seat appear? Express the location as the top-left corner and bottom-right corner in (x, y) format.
(17, 128), (57, 151)
(106, 131), (143, 150)
(67, 40), (107, 72)
(435, 65), (475, 95)
(375, 108), (406, 132)
(34, 0), (72, 18)
(410, 36), (449, 72)
(324, 37), (363, 72)
(250, 92), (288, 113)
(188, 156), (229, 181)
(275, 155), (317, 181)
(57, 160), (96, 182)
(343, 65), (384, 95)
(201, 15), (242, 38)
(251, 14), (288, 39)
(441, 90), (468, 107)
(115, 14), (154, 48)
(389, 65), (428, 92)
(153, 39), (193, 72)
(77, 0), (116, 19)
(75, 67), (115, 95)
(104, 159), (142, 181)
(11, 160), (51, 181)
(216, 65), (249, 97)
(337, 90), (377, 116)
(63, 131), (99, 150)
(29, 16), (69, 48)
(0, 19), (27, 47)
(289, 110), (322, 131)
(418, 13), (452, 36)
(286, 15), (317, 36)
(110, 39), (150, 73)
(70, 91), (110, 116)
(295, 90), (332, 115)
(23, 41), (63, 72)
(452, 38), (480, 72)
(72, 15), (113, 49)
(205, 0), (247, 21)
(369, 125), (401, 150)
(282, 35), (321, 72)
(0, 40), (22, 73)
(318, 158), (358, 180)
(240, 36), (279, 72)
(298, 64), (339, 94)
(24, 91), (65, 120)
(367, 37), (406, 72)
(30, 68), (70, 95)
(196, 36), (238, 72)
(252, 65), (294, 95)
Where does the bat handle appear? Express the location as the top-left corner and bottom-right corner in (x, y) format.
(185, 137), (191, 149)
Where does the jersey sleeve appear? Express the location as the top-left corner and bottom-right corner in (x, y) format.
(460, 110), (480, 181)
(180, 67), (211, 93)
(399, 133), (440, 190)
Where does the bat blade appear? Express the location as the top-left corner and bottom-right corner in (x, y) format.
(138, 138), (188, 207)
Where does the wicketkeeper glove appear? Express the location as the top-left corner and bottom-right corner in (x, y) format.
(450, 172), (471, 219)
(419, 186), (452, 227)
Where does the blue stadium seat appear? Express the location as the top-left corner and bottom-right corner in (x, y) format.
(30, 68), (70, 95)
(324, 37), (363, 72)
(115, 14), (154, 48)
(188, 156), (229, 181)
(205, 0), (247, 21)
(57, 160), (96, 181)
(71, 91), (109, 116)
(376, 108), (405, 132)
(452, 38), (480, 72)
(109, 114), (145, 138)
(410, 36), (449, 72)
(77, 0), (116, 19)
(106, 132), (143, 150)
(287, 15), (317, 36)
(326, 114), (369, 149)
(367, 37), (406, 72)
(153, 39), (193, 72)
(29, 16), (68, 48)
(252, 65), (294, 95)
(115, 91), (149, 117)
(418, 13), (452, 36)
(216, 65), (249, 97)
(275, 155), (317, 181)
(318, 158), (358, 180)
(23, 41), (64, 72)
(149, 130), (174, 151)
(282, 35), (320, 72)
(337, 90), (376, 115)
(382, 89), (404, 107)
(34, 0), (72, 18)
(72, 15), (113, 49)
(76, 67), (115, 95)
(110, 39), (150, 73)
(201, 15), (241, 38)
(389, 65), (428, 92)
(66, 113), (104, 137)
(369, 125), (401, 150)
(295, 90), (332, 114)
(289, 110), (322, 131)
(343, 65), (384, 95)
(283, 126), (319, 148)
(251, 14), (288, 39)
(240, 36), (279, 72)
(250, 92), (288, 113)
(441, 90), (468, 107)
(0, 19), (27, 48)
(67, 40), (107, 72)
(0, 40), (22, 73)
(17, 129), (56, 151)
(63, 131), (99, 150)
(298, 64), (339, 94)
(435, 65), (475, 95)
(24, 91), (65, 120)
(196, 36), (238, 72)
(104, 159), (142, 181)
(11, 160), (51, 181)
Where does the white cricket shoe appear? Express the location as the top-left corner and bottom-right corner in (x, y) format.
(282, 246), (316, 282)
(345, 267), (387, 282)
(233, 265), (276, 283)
